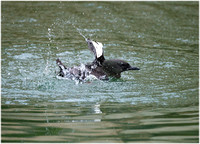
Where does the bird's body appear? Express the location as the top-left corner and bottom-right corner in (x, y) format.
(56, 39), (139, 82)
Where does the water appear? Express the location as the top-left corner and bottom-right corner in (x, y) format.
(72, 24), (88, 42)
(1, 1), (199, 143)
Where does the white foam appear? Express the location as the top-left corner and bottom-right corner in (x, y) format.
(13, 53), (40, 59)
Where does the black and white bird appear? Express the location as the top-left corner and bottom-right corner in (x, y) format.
(56, 39), (140, 83)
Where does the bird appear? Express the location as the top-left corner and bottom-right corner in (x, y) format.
(56, 39), (140, 82)
(86, 39), (140, 78)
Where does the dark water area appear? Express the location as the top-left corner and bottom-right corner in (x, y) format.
(1, 1), (199, 143)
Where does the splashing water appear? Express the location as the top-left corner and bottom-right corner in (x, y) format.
(71, 23), (88, 41)
(56, 63), (97, 85)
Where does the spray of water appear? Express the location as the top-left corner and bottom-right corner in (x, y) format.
(71, 23), (88, 42)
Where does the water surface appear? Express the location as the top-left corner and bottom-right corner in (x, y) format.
(1, 1), (199, 143)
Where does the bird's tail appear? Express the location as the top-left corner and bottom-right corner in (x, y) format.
(56, 58), (68, 77)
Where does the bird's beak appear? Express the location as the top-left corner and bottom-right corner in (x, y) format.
(127, 66), (140, 70)
(86, 38), (90, 43)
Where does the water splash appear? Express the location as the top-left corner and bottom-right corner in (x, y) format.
(56, 63), (97, 85)
(71, 23), (88, 42)
(47, 20), (91, 82)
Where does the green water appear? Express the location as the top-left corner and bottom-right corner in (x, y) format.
(1, 1), (199, 143)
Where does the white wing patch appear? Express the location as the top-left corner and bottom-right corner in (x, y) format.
(92, 41), (103, 58)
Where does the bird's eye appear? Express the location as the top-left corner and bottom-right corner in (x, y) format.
(89, 42), (92, 45)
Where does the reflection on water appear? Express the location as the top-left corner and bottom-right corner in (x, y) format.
(1, 1), (199, 143)
(2, 103), (198, 143)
